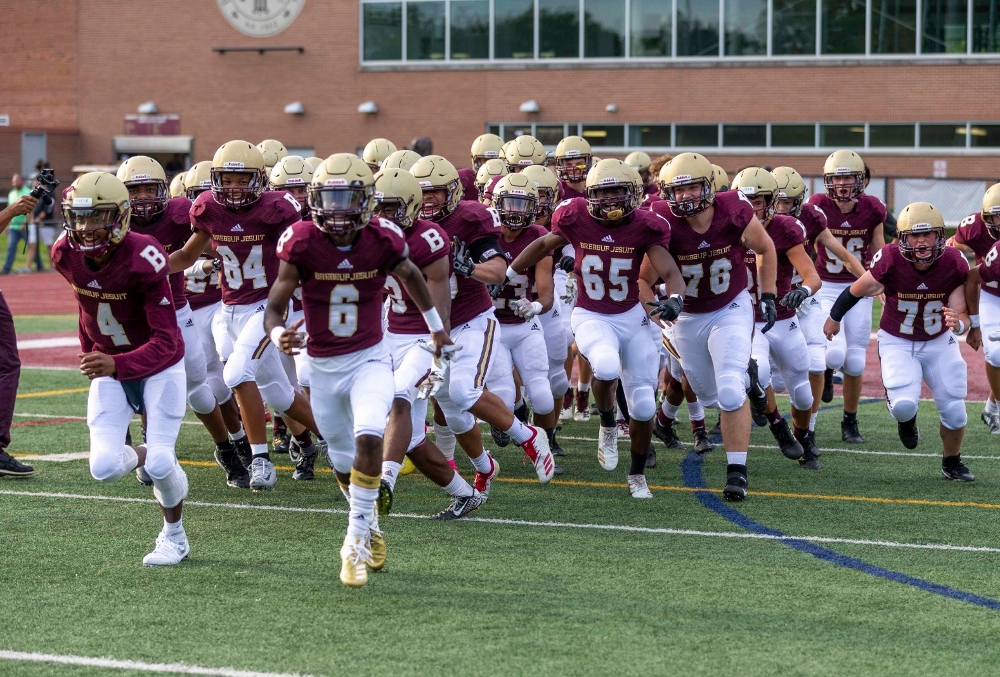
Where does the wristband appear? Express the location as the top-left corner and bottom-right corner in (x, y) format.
(669, 293), (684, 303)
(269, 326), (286, 347)
(801, 284), (813, 297)
(956, 319), (967, 335)
(971, 314), (981, 329)
(506, 265), (518, 280)
(422, 307), (445, 333)
(529, 301), (543, 316)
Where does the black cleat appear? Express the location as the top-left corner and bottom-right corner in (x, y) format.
(723, 464), (748, 501)
(645, 446), (657, 469)
(513, 401), (530, 424)
(942, 458), (975, 482)
(799, 432), (822, 470)
(431, 491), (484, 520)
(746, 359), (768, 424)
(490, 425), (510, 447)
(377, 479), (394, 516)
(897, 416), (919, 450)
(653, 418), (685, 449)
(770, 418), (804, 460)
(214, 444), (250, 489)
(546, 429), (567, 456)
(693, 427), (715, 455)
(274, 430), (291, 460)
(822, 369), (834, 403)
(553, 462), (565, 475)
(292, 442), (317, 481)
(708, 415), (722, 438)
(0, 450), (34, 477)
(233, 437), (253, 470)
(841, 418), (864, 444)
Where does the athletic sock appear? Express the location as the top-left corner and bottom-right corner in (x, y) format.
(231, 427), (247, 441)
(346, 470), (380, 539)
(216, 439), (234, 451)
(655, 408), (672, 427)
(381, 461), (402, 491)
(292, 430), (312, 447)
(337, 477), (352, 502)
(598, 409), (616, 427)
(687, 400), (704, 422)
(809, 412), (818, 432)
(432, 423), (456, 462)
(691, 417), (706, 432)
(794, 426), (810, 444)
(443, 471), (475, 498)
(987, 399), (999, 415)
(661, 400), (680, 420)
(250, 443), (269, 460)
(505, 418), (532, 445)
(578, 382), (590, 393)
(726, 451), (748, 466)
(766, 408), (783, 426)
(843, 411), (857, 423)
(164, 517), (184, 537)
(470, 451), (493, 474)
(629, 452), (646, 475)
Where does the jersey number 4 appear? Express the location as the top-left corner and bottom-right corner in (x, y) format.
(96, 302), (130, 346)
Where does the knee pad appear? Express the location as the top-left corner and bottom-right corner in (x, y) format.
(587, 345), (621, 382)
(808, 344), (826, 374)
(527, 377), (554, 415)
(223, 351), (252, 390)
(446, 409), (477, 435)
(626, 385), (656, 422)
(89, 444), (138, 483)
(151, 464), (188, 509)
(888, 398), (918, 423)
(207, 368), (231, 405)
(548, 360), (569, 399)
(144, 445), (178, 481)
(844, 347), (867, 377)
(717, 373), (747, 412)
(325, 443), (356, 475)
(825, 344), (845, 371)
(939, 398), (968, 430)
(295, 353), (312, 389)
(789, 379), (814, 412)
(186, 380), (217, 415)
(258, 376), (295, 414)
(446, 373), (483, 413)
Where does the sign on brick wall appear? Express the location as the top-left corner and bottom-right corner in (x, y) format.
(217, 0), (305, 37)
(124, 114), (180, 135)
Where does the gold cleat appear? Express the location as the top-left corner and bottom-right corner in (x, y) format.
(368, 531), (387, 571)
(400, 456), (416, 475)
(340, 536), (371, 588)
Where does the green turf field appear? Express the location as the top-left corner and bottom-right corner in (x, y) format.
(4, 363), (1000, 677)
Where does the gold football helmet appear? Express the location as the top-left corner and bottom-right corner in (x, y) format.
(185, 161), (212, 201)
(896, 202), (946, 263)
(732, 167), (779, 223)
(117, 155), (168, 219)
(362, 138), (398, 172)
(658, 152), (715, 218)
(981, 183), (1000, 240)
(62, 171), (132, 258)
(711, 164), (730, 193)
(491, 173), (539, 230)
(269, 156), (314, 215)
(410, 154), (463, 221)
(373, 167), (423, 228)
(554, 136), (593, 183)
(304, 156), (324, 172)
(256, 139), (288, 172)
(504, 135), (546, 172)
(586, 159), (640, 224)
(823, 149), (865, 203)
(211, 141), (267, 208)
(475, 158), (509, 193)
(309, 154), (376, 234)
(168, 172), (187, 199)
(470, 133), (505, 172)
(381, 149), (422, 172)
(771, 166), (807, 216)
(521, 164), (559, 219)
(624, 151), (652, 174)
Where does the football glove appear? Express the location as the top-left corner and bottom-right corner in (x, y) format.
(760, 292), (777, 333)
(513, 298), (543, 321)
(780, 285), (810, 310)
(452, 241), (476, 277)
(557, 255), (575, 273)
(646, 294), (684, 322)
(487, 283), (504, 299)
(560, 276), (578, 304)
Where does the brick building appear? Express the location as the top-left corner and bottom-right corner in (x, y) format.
(2, 0), (999, 217)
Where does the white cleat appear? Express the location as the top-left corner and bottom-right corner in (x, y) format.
(560, 406), (574, 421)
(248, 456), (277, 491)
(142, 531), (190, 566)
(627, 474), (653, 499)
(598, 425), (619, 470)
(981, 410), (1000, 434)
(573, 409), (591, 422)
(340, 535), (372, 588)
(521, 425), (555, 484)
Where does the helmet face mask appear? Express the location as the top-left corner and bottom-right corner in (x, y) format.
(65, 207), (126, 257)
(588, 185), (634, 223)
(774, 196), (802, 216)
(211, 168), (266, 209)
(372, 197), (409, 226)
(899, 228), (945, 263)
(126, 180), (168, 219)
(372, 167), (422, 228)
(410, 155), (463, 221)
(494, 193), (537, 229)
(308, 184), (374, 234)
(661, 179), (713, 217)
(984, 211), (1000, 240)
(62, 172), (132, 259)
(420, 186), (456, 220)
(556, 154), (591, 183)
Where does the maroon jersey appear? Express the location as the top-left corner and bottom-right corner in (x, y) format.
(745, 215), (807, 322)
(385, 218), (450, 334)
(183, 258), (223, 311)
(191, 190), (301, 306)
(640, 191), (664, 210)
(552, 198), (671, 314)
(870, 244), (968, 342)
(132, 196), (192, 310)
(494, 224), (548, 324)
(808, 193), (886, 283)
(653, 190), (754, 314)
(954, 212), (1000, 299)
(798, 202), (829, 258)
(457, 168), (479, 202)
(558, 180), (586, 202)
(436, 201), (504, 326)
(52, 232), (184, 381)
(277, 218), (408, 357)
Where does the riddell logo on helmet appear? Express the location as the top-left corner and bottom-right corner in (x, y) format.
(565, 150), (581, 157)
(598, 177), (620, 186)
(373, 191), (384, 199)
(285, 178), (304, 185)
(510, 189), (528, 196)
(419, 181), (432, 188)
(777, 191), (788, 198)
(132, 173), (151, 181)
(72, 197), (93, 207)
(833, 166), (853, 174)
(223, 162), (245, 170)
(324, 179), (348, 186)
(518, 160), (533, 166)
(672, 174), (692, 183)
(485, 151), (499, 158)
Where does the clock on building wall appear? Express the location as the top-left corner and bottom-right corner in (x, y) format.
(217, 0), (305, 37)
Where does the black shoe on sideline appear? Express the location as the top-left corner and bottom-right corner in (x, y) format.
(942, 458), (975, 482)
(0, 450), (34, 477)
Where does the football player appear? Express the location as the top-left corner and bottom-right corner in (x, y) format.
(168, 172), (186, 199)
(169, 141), (320, 491)
(184, 161), (212, 201)
(809, 150), (886, 444)
(554, 135), (592, 202)
(256, 139), (287, 174)
(950, 184), (1000, 432)
(54, 172), (191, 565)
(651, 153), (778, 501)
(475, 159), (509, 198)
(503, 135), (546, 173)
(264, 154), (453, 586)
(381, 149), (422, 172)
(410, 154), (556, 492)
(825, 202), (973, 481)
(507, 159), (685, 498)
(362, 138), (398, 173)
(470, 133), (505, 172)
(624, 151), (655, 199)
(117, 156), (248, 487)
(733, 168), (823, 467)
(373, 167), (484, 519)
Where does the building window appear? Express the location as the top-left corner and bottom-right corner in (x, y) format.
(772, 0), (817, 55)
(677, 0), (720, 57)
(535, 124), (568, 146)
(539, 0), (580, 58)
(822, 0), (866, 54)
(723, 124), (767, 147)
(630, 0), (671, 56)
(869, 124), (915, 146)
(582, 125), (625, 147)
(502, 123), (533, 141)
(972, 0), (1000, 52)
(970, 124), (1000, 146)
(820, 124), (865, 147)
(675, 124), (719, 146)
(363, 2), (402, 61)
(919, 123), (967, 146)
(451, 0), (490, 59)
(488, 124), (502, 137)
(922, 0), (968, 53)
(772, 124), (816, 146)
(871, 0), (917, 54)
(585, 0), (626, 58)
(629, 124), (672, 147)
(725, 0), (767, 56)
(495, 0), (534, 59)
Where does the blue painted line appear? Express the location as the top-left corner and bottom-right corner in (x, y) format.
(680, 451), (1000, 612)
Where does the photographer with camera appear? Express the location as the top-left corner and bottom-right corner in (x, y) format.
(2, 174), (32, 275)
(26, 172), (57, 271)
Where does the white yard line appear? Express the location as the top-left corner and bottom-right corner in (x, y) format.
(16, 337), (79, 350)
(1, 489), (997, 555)
(0, 650), (321, 677)
(12, 452), (89, 462)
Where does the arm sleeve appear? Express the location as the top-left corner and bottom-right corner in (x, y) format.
(469, 235), (503, 263)
(111, 274), (182, 381)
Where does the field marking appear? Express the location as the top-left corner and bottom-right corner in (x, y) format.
(16, 337), (79, 350)
(12, 417), (80, 429)
(2, 489), (999, 555)
(12, 452), (90, 462)
(0, 650), (321, 677)
(16, 387), (89, 399)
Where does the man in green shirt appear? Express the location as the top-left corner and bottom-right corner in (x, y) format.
(2, 174), (32, 275)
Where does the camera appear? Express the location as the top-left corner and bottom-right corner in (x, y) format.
(30, 168), (60, 205)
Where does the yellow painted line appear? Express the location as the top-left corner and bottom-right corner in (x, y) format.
(176, 460), (1000, 510)
(16, 387), (89, 399)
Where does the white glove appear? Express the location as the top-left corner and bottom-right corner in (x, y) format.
(561, 276), (578, 304)
(513, 298), (543, 321)
(416, 343), (463, 399)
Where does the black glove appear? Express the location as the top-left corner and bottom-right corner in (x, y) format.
(760, 292), (777, 333)
(557, 255), (575, 273)
(487, 283), (504, 299)
(452, 241), (476, 278)
(646, 294), (684, 322)
(780, 285), (810, 310)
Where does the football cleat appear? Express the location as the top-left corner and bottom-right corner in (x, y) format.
(377, 479), (394, 517)
(942, 458), (975, 482)
(645, 446), (657, 469)
(521, 426), (555, 484)
(513, 400), (530, 423)
(368, 529), (387, 571)
(745, 359), (768, 422)
(574, 390), (591, 421)
(693, 427), (715, 455)
(627, 473), (653, 499)
(722, 464), (748, 501)
(841, 418), (864, 444)
(490, 425), (511, 448)
(340, 536), (371, 588)
(769, 419), (804, 460)
(616, 419), (631, 439)
(897, 416), (920, 450)
(292, 441), (318, 481)
(708, 415), (722, 438)
(560, 390), (574, 420)
(597, 425), (619, 470)
(473, 454), (499, 499)
(0, 451), (33, 477)
(549, 435), (567, 457)
(653, 418), (685, 449)
(233, 437), (252, 470)
(135, 465), (153, 487)
(822, 368), (834, 403)
(981, 409), (1000, 434)
(142, 530), (190, 566)
(248, 456), (277, 491)
(213, 444), (250, 489)
(400, 455), (416, 475)
(431, 490), (485, 520)
(799, 432), (822, 470)
(274, 429), (291, 461)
